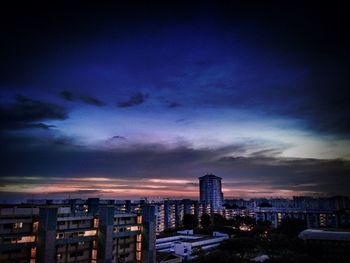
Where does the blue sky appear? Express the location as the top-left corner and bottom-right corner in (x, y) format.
(0, 1), (350, 201)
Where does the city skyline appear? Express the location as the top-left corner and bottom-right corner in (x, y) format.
(1, 2), (350, 201)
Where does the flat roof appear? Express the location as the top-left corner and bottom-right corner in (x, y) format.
(299, 229), (350, 241)
(198, 174), (222, 180)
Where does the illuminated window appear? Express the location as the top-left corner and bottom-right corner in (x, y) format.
(31, 247), (36, 258)
(136, 251), (141, 261)
(93, 218), (99, 228)
(32, 221), (39, 232)
(83, 230), (97, 237)
(17, 235), (35, 243)
(14, 222), (23, 229)
(130, 226), (139, 231)
(92, 249), (97, 260)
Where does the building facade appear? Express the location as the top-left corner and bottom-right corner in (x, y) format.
(0, 201), (142, 263)
(199, 174), (223, 213)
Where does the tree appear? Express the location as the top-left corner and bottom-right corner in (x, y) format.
(183, 213), (198, 229)
(259, 202), (272, 207)
(213, 213), (226, 227)
(231, 215), (256, 232)
(223, 203), (239, 209)
(220, 237), (258, 258)
(200, 213), (211, 228)
(278, 218), (307, 238)
(196, 250), (244, 263)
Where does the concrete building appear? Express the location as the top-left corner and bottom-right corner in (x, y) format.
(156, 230), (228, 261)
(0, 200), (142, 263)
(253, 207), (350, 229)
(141, 205), (157, 263)
(199, 174), (223, 213)
(299, 229), (350, 262)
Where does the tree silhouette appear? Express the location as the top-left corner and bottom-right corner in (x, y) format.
(200, 213), (211, 228)
(183, 213), (198, 229)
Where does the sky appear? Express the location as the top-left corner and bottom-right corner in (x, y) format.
(0, 1), (350, 201)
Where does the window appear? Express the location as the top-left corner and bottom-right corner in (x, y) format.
(92, 249), (97, 260)
(119, 243), (130, 249)
(93, 218), (99, 228)
(136, 251), (141, 261)
(17, 235), (35, 243)
(32, 221), (39, 232)
(31, 247), (36, 258)
(14, 222), (23, 229)
(4, 223), (13, 229)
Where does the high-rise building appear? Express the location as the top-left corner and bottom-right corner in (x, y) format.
(0, 200), (143, 263)
(199, 174), (224, 213)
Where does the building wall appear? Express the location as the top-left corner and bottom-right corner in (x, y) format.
(199, 174), (223, 213)
(0, 203), (142, 263)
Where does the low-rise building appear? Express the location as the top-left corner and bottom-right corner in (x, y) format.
(299, 229), (350, 263)
(156, 230), (229, 261)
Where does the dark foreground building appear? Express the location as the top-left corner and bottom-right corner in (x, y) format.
(299, 229), (350, 263)
(0, 200), (143, 263)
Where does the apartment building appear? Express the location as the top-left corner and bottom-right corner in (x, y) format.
(0, 201), (142, 263)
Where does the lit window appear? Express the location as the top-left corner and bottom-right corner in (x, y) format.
(130, 226), (139, 231)
(136, 251), (141, 261)
(33, 221), (39, 232)
(93, 218), (99, 228)
(21, 236), (35, 243)
(31, 247), (36, 257)
(14, 222), (23, 229)
(83, 230), (97, 237)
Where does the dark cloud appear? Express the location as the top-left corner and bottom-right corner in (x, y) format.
(59, 90), (75, 101)
(168, 102), (181, 108)
(0, 95), (68, 131)
(117, 93), (148, 108)
(1, 133), (349, 197)
(22, 123), (57, 130)
(59, 90), (105, 107)
(79, 95), (105, 107)
(111, 135), (126, 140)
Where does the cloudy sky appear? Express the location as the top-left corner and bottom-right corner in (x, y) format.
(1, 1), (350, 201)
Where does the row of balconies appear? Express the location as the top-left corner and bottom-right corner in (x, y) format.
(56, 241), (92, 253)
(57, 219), (94, 230)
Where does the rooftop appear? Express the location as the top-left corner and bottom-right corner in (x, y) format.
(198, 174), (222, 180)
(299, 229), (350, 241)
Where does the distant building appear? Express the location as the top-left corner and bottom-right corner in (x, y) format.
(199, 174), (223, 213)
(253, 207), (350, 229)
(299, 229), (350, 262)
